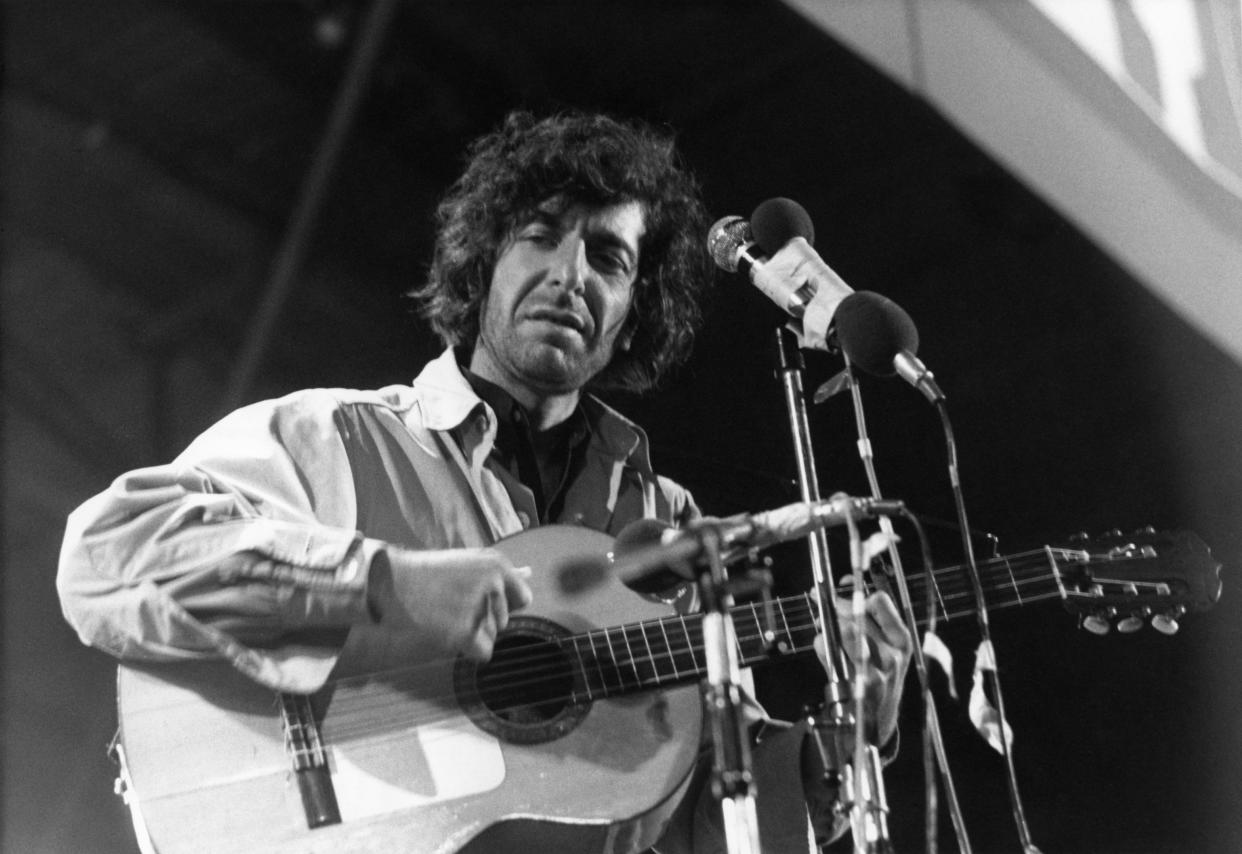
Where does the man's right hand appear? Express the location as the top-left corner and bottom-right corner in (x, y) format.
(367, 546), (533, 662)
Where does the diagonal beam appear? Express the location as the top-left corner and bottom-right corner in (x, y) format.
(221, 0), (401, 412)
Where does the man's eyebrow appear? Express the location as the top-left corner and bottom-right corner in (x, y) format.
(528, 209), (562, 227)
(589, 229), (639, 264)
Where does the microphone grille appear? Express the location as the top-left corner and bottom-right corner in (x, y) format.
(706, 216), (751, 273)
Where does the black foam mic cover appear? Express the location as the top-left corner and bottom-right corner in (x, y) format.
(834, 291), (920, 377)
(750, 197), (815, 254)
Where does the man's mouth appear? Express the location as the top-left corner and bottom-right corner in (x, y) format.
(526, 307), (589, 335)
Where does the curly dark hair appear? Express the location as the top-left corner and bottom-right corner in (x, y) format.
(411, 110), (714, 393)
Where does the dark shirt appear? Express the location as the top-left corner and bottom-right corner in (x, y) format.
(460, 366), (591, 524)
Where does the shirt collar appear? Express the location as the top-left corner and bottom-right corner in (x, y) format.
(409, 347), (486, 432)
(460, 363), (590, 453)
(411, 348), (655, 475)
(458, 363), (526, 432)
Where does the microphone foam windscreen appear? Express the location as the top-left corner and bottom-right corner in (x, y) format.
(750, 197), (815, 254)
(834, 291), (920, 377)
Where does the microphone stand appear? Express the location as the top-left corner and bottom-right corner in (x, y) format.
(695, 523), (764, 854)
(774, 330), (893, 854)
(843, 359), (971, 854)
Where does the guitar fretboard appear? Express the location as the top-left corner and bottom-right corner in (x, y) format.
(562, 547), (1081, 702)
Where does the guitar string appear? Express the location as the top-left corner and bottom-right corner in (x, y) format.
(323, 541), (1175, 744)
(317, 553), (1075, 742)
(319, 589), (1074, 745)
(320, 598), (824, 743)
(321, 601), (1088, 745)
(316, 552), (1073, 739)
(322, 551), (1068, 690)
(320, 546), (1071, 704)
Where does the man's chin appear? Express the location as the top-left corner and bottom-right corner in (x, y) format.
(517, 347), (583, 389)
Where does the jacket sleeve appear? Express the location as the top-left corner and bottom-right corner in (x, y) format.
(56, 390), (385, 691)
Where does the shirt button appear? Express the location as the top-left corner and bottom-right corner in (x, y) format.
(517, 511), (532, 528)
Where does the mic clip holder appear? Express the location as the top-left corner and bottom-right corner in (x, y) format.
(685, 521), (767, 854)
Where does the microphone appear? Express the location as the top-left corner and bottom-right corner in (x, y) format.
(707, 198), (854, 350)
(835, 291), (944, 403)
(558, 495), (903, 594)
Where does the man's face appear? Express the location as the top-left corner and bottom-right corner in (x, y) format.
(472, 199), (644, 398)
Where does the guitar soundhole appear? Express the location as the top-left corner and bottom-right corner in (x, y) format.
(454, 616), (589, 744)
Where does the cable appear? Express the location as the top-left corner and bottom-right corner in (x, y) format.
(934, 399), (1042, 854)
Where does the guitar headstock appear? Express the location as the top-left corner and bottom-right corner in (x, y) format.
(1054, 528), (1222, 635)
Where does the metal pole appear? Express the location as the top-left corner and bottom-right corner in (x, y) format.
(222, 0), (401, 411)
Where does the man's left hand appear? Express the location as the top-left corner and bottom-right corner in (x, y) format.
(815, 591), (913, 746)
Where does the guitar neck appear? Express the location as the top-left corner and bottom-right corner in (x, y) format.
(897, 547), (1078, 627)
(567, 548), (1077, 702)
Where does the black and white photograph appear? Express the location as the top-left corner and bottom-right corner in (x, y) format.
(5, 2), (1241, 852)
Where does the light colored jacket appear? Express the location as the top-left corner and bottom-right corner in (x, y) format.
(57, 348), (697, 692)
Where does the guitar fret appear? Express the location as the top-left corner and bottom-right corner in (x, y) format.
(735, 603), (763, 665)
(638, 621), (660, 686)
(1001, 555), (1023, 605)
(588, 629), (613, 696)
(788, 595), (817, 652)
(927, 571), (948, 623)
(568, 634), (597, 701)
(598, 628), (619, 694)
(796, 594), (819, 649)
(1046, 546), (1068, 599)
(777, 601), (794, 653)
(658, 618), (681, 680)
(619, 624), (645, 687)
(680, 615), (703, 674)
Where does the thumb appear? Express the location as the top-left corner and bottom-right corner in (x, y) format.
(504, 564), (533, 610)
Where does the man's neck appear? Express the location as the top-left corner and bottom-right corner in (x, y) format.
(466, 347), (580, 431)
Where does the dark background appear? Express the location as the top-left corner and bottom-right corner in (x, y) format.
(5, 3), (1240, 852)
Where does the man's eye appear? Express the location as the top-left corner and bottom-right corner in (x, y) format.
(521, 226), (557, 246)
(591, 250), (628, 275)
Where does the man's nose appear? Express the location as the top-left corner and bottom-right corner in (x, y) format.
(549, 236), (588, 294)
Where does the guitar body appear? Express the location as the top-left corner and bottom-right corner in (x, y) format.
(116, 526), (704, 854)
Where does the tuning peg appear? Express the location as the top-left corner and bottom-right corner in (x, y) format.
(1151, 614), (1179, 635)
(1083, 613), (1112, 633)
(1117, 607), (1150, 633)
(1069, 531), (1090, 543)
(1135, 525), (1156, 535)
(1078, 608), (1117, 633)
(1151, 606), (1186, 636)
(1106, 528), (1123, 538)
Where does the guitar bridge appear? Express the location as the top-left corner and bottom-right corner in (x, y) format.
(279, 692), (342, 829)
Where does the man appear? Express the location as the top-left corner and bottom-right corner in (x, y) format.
(58, 110), (910, 853)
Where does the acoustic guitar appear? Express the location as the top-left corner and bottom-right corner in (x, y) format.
(112, 524), (1220, 853)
